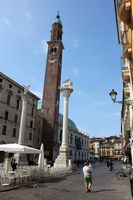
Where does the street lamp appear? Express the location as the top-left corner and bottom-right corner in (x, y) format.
(109, 89), (133, 169)
(109, 89), (133, 106)
(109, 89), (122, 104)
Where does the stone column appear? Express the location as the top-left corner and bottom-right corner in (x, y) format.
(54, 80), (73, 168)
(16, 86), (29, 163)
(18, 86), (29, 145)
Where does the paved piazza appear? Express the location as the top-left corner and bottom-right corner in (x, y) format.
(0, 162), (132, 200)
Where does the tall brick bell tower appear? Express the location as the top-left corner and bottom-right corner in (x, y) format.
(42, 12), (64, 162)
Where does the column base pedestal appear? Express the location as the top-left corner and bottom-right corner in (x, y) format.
(54, 146), (71, 168)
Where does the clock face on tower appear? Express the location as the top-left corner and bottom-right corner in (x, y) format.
(48, 59), (57, 64)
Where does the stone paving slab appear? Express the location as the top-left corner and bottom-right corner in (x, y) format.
(0, 162), (132, 200)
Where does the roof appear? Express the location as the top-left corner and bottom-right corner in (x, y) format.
(0, 72), (40, 100)
(54, 11), (62, 27)
(59, 113), (77, 131)
(37, 102), (78, 131)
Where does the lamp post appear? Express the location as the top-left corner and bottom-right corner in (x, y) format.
(54, 79), (73, 168)
(109, 89), (133, 167)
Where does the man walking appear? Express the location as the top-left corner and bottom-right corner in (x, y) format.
(83, 160), (92, 193)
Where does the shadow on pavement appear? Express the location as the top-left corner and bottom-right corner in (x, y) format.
(92, 189), (117, 193)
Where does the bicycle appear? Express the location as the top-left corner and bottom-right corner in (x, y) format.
(116, 164), (133, 180)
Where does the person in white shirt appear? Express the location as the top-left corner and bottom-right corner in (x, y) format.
(83, 160), (92, 192)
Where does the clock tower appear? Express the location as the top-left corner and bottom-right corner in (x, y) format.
(42, 12), (64, 161)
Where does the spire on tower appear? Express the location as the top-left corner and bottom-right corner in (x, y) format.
(54, 11), (62, 26)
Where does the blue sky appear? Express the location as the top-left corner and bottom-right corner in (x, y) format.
(0, 0), (122, 137)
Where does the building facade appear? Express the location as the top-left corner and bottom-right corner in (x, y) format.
(35, 103), (90, 163)
(114, 0), (133, 163)
(0, 72), (39, 148)
(89, 136), (122, 160)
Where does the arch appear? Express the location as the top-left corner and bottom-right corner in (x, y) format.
(51, 46), (57, 54)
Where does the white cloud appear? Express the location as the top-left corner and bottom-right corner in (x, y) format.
(3, 17), (11, 27)
(114, 112), (121, 116)
(32, 50), (40, 56)
(72, 68), (79, 76)
(76, 90), (83, 96)
(22, 11), (34, 37)
(95, 101), (108, 106)
(73, 39), (79, 48)
(41, 39), (48, 54)
(24, 11), (33, 20)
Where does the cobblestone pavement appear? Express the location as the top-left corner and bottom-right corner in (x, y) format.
(0, 162), (133, 200)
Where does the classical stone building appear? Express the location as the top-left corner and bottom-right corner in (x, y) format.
(89, 136), (122, 160)
(36, 102), (89, 162)
(0, 72), (39, 161)
(114, 0), (133, 163)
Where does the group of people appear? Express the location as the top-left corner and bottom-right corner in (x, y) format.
(106, 159), (114, 171)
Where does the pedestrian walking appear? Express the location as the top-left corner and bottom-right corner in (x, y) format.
(83, 160), (92, 193)
(106, 159), (110, 170)
(10, 156), (17, 171)
(109, 159), (113, 172)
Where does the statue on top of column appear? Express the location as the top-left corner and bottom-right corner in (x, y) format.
(23, 85), (30, 94)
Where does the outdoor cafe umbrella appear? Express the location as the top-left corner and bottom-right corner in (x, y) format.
(0, 143), (42, 173)
(0, 143), (42, 154)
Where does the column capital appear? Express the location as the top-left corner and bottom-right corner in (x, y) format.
(60, 88), (73, 98)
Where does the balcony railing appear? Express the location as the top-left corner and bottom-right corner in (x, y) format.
(122, 66), (130, 82)
(123, 43), (132, 59)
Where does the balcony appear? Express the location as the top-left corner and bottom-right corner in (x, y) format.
(116, 0), (131, 26)
(123, 82), (130, 97)
(123, 43), (132, 59)
(122, 66), (130, 82)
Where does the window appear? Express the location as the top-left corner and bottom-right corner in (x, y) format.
(31, 107), (34, 116)
(6, 94), (11, 105)
(14, 115), (18, 123)
(16, 99), (20, 110)
(29, 132), (32, 141)
(0, 78), (3, 83)
(4, 111), (9, 120)
(2, 125), (7, 135)
(18, 89), (21, 94)
(51, 46), (57, 54)
(30, 121), (33, 128)
(9, 84), (12, 89)
(70, 134), (73, 145)
(12, 128), (16, 137)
